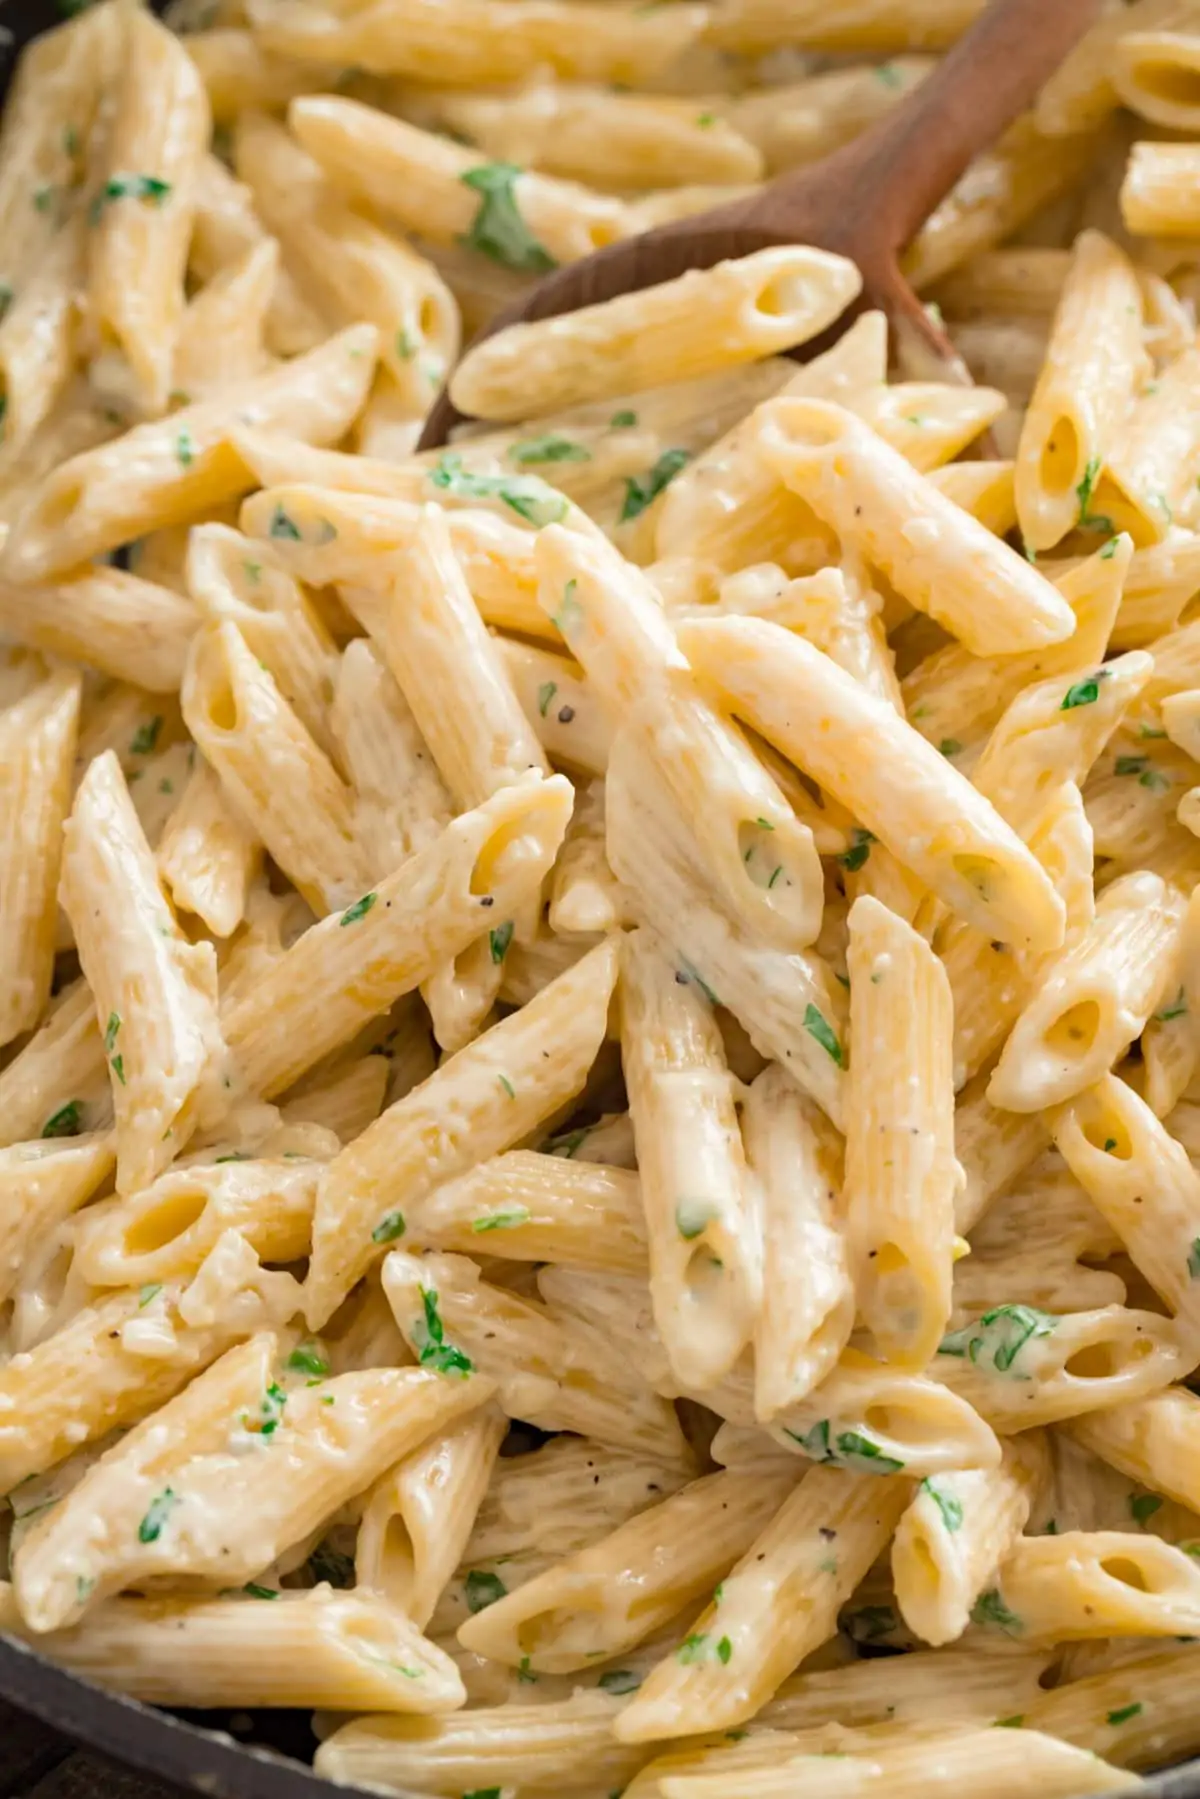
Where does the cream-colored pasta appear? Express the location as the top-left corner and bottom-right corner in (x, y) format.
(679, 617), (1066, 956)
(844, 894), (956, 1368)
(60, 750), (226, 1195)
(356, 1406), (507, 1626)
(414, 1150), (646, 1275)
(1014, 229), (1146, 553)
(156, 758), (262, 939)
(0, 1133), (114, 1308)
(86, 8), (210, 418)
(290, 96), (629, 266)
(0, 669), (80, 1047)
(1122, 139), (1200, 237)
(1, 323), (378, 582)
(306, 937), (619, 1326)
(0, 977), (109, 1151)
(979, 1530), (1200, 1643)
(741, 1063), (852, 1420)
(619, 927), (760, 1391)
(891, 1435), (1047, 1646)
(1067, 1384), (1200, 1517)
(452, 249), (861, 423)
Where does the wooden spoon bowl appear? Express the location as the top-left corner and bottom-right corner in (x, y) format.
(419, 0), (1101, 449)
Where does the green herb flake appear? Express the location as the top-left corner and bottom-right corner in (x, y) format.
(803, 1003), (844, 1067)
(599, 1668), (641, 1694)
(175, 426), (196, 468)
(1188, 1238), (1200, 1279)
(415, 1286), (474, 1376)
(257, 1380), (288, 1437)
(1061, 672), (1107, 710)
(837, 828), (876, 873)
(833, 1430), (904, 1474)
(1107, 1703), (1143, 1726)
(462, 1791), (501, 1799)
(137, 1283), (163, 1309)
(875, 60), (903, 86)
(1101, 538), (1119, 559)
(516, 1654), (537, 1683)
(938, 1303), (1057, 1374)
(1156, 989), (1188, 1023)
(430, 450), (568, 528)
(678, 958), (719, 1006)
(464, 1569), (507, 1613)
(459, 162), (557, 273)
(41, 1100), (83, 1139)
(922, 1478), (963, 1532)
(610, 410), (637, 428)
(1130, 1493), (1163, 1526)
(1103, 1138), (1118, 1152)
(1075, 456), (1114, 532)
(716, 1635), (732, 1664)
(76, 1575), (95, 1602)
(91, 173), (172, 223)
(242, 1582), (279, 1599)
(1115, 755), (1149, 776)
(677, 1633), (710, 1664)
(543, 1126), (590, 1158)
(498, 1074), (516, 1099)
(970, 1588), (1023, 1633)
(995, 1715), (1025, 1728)
(340, 892), (377, 926)
(110, 1055), (126, 1086)
(676, 1197), (718, 1241)
(395, 328), (417, 360)
(137, 1488), (178, 1544)
(104, 1011), (121, 1052)
(472, 1207), (530, 1233)
(620, 448), (690, 522)
(509, 434), (591, 466)
(268, 504), (302, 541)
(371, 1209), (406, 1244)
(489, 920), (514, 964)
(939, 738), (963, 758)
(537, 680), (558, 716)
(130, 716), (162, 755)
(287, 1342), (330, 1378)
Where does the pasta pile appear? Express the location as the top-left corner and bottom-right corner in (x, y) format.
(9, 0), (1200, 1795)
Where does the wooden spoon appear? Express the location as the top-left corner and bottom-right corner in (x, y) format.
(419, 0), (1100, 449)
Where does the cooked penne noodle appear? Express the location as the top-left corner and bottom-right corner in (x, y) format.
(679, 617), (1066, 955)
(86, 9), (210, 418)
(891, 1435), (1047, 1646)
(60, 751), (226, 1195)
(1122, 139), (1200, 238)
(0, 1133), (114, 1308)
(356, 1406), (507, 1626)
(0, 669), (80, 1046)
(1066, 1384), (1200, 1517)
(305, 937), (619, 1326)
(619, 927), (760, 1391)
(414, 1150), (646, 1275)
(221, 777), (572, 1100)
(1, 323), (378, 582)
(452, 249), (861, 422)
(843, 895), (956, 1368)
(0, 977), (109, 1151)
(1014, 230), (1146, 553)
(156, 758), (262, 939)
(980, 1530), (1200, 1643)
(290, 96), (629, 266)
(741, 1064), (853, 1420)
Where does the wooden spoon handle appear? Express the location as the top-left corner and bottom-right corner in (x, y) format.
(771, 0), (1104, 259)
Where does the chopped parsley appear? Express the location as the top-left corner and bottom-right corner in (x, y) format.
(371, 1210), (406, 1244)
(939, 738), (962, 758)
(875, 60), (903, 86)
(1188, 1238), (1200, 1279)
(509, 434), (591, 466)
(837, 828), (875, 873)
(554, 577), (582, 635)
(598, 1668), (641, 1694)
(995, 1715), (1025, 1728)
(175, 427), (196, 468)
(257, 1381), (288, 1437)
(130, 716), (162, 754)
(970, 1588), (1023, 1633)
(1076, 457), (1113, 533)
(610, 410), (637, 428)
(677, 1632), (731, 1665)
(137, 1488), (178, 1544)
(676, 1197), (718, 1241)
(41, 1100), (83, 1139)
(784, 1419), (904, 1474)
(395, 328), (417, 360)
(543, 1126), (591, 1158)
(429, 452), (567, 527)
(138, 1283), (162, 1309)
(938, 1303), (1056, 1373)
(678, 959), (719, 1006)
(242, 1583), (279, 1600)
(803, 1004), (844, 1067)
(1107, 1703), (1143, 1726)
(269, 504), (302, 541)
(287, 1342), (330, 1378)
(459, 162), (557, 273)
(414, 1286), (473, 1376)
(472, 1208), (530, 1232)
(620, 448), (690, 522)
(1061, 672), (1107, 710)
(517, 1655), (537, 1683)
(497, 1075), (516, 1099)
(1129, 1493), (1163, 1526)
(464, 1569), (507, 1612)
(489, 921), (514, 963)
(90, 173), (172, 223)
(1155, 989), (1187, 1022)
(537, 681), (557, 716)
(1101, 538), (1119, 559)
(921, 1478), (963, 1532)
(339, 892), (377, 926)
